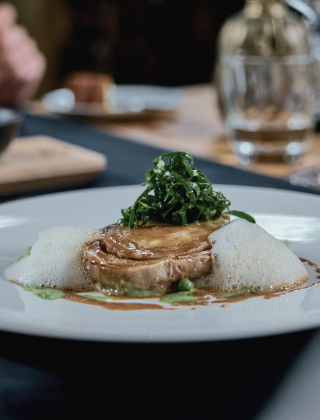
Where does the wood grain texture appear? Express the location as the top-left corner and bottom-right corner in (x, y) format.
(0, 136), (106, 194)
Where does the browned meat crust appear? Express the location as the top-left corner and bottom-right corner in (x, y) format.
(83, 215), (230, 293)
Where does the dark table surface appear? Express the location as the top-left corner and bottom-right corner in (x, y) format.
(1, 114), (320, 420)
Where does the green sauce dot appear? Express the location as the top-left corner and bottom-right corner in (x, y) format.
(177, 278), (194, 292)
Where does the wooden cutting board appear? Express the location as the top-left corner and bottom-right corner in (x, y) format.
(0, 136), (107, 194)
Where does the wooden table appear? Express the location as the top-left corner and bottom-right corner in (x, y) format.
(32, 84), (320, 180)
(97, 84), (320, 180)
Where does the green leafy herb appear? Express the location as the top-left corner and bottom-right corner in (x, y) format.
(224, 210), (256, 224)
(118, 152), (254, 228)
(118, 152), (228, 227)
(284, 239), (290, 248)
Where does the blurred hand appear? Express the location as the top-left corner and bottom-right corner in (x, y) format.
(0, 3), (46, 106)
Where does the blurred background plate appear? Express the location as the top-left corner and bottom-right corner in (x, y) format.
(42, 85), (184, 117)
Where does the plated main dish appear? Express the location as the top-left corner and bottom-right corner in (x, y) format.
(3, 152), (318, 310)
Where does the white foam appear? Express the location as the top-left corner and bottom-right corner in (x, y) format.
(195, 219), (309, 292)
(4, 226), (102, 291)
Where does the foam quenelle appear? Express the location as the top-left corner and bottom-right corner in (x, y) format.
(4, 226), (103, 291)
(4, 220), (310, 295)
(195, 219), (309, 292)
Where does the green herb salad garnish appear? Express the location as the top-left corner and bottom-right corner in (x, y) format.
(118, 151), (255, 228)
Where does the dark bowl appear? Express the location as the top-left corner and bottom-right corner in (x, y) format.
(0, 108), (24, 156)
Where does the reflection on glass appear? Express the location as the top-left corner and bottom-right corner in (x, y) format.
(219, 55), (316, 165)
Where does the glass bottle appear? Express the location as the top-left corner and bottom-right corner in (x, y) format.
(216, 0), (315, 165)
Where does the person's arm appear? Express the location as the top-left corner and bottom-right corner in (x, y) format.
(0, 3), (46, 106)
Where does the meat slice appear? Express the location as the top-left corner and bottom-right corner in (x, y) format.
(83, 215), (230, 293)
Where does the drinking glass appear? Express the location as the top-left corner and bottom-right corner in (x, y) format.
(219, 54), (316, 165)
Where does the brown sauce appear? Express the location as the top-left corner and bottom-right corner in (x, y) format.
(299, 257), (320, 279)
(101, 216), (229, 257)
(262, 258), (320, 299)
(171, 288), (258, 307)
(18, 256), (319, 311)
(63, 257), (320, 310)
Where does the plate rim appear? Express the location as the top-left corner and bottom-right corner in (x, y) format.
(1, 184), (320, 343)
(1, 183), (320, 211)
(0, 310), (319, 343)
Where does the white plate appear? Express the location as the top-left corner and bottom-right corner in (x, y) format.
(42, 85), (184, 117)
(0, 185), (320, 342)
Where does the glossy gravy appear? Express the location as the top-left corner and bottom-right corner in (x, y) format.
(100, 216), (230, 260)
(65, 257), (320, 310)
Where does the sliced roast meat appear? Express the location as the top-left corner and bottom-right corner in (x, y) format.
(83, 215), (230, 293)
